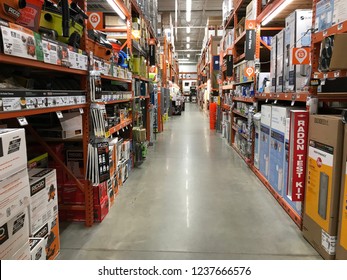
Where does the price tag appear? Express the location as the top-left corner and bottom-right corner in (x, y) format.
(334, 71), (340, 78)
(274, 99), (278, 104)
(56, 111), (63, 119)
(291, 100), (295, 106)
(323, 29), (327, 36)
(338, 23), (343, 31)
(79, 108), (84, 114)
(17, 117), (28, 126)
(323, 73), (328, 79)
(265, 99), (268, 103)
(285, 94), (288, 98)
(314, 74), (318, 79)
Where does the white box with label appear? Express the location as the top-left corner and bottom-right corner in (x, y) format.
(276, 30), (284, 92)
(270, 35), (277, 93)
(0, 168), (30, 226)
(29, 237), (46, 260)
(0, 207), (30, 259)
(0, 128), (27, 180)
(284, 10), (312, 92)
(5, 241), (30, 260)
(28, 168), (58, 235)
(259, 105), (272, 179)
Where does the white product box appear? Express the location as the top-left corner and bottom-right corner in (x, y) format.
(32, 215), (60, 260)
(315, 0), (334, 32)
(276, 30), (284, 93)
(67, 49), (88, 71)
(0, 24), (42, 61)
(270, 35), (277, 93)
(284, 10), (312, 92)
(29, 237), (46, 260)
(0, 168), (30, 226)
(0, 128), (27, 180)
(333, 0), (347, 25)
(42, 38), (60, 65)
(0, 207), (30, 259)
(254, 113), (262, 169)
(269, 106), (292, 195)
(246, 0), (257, 20)
(259, 105), (272, 179)
(257, 72), (270, 93)
(5, 241), (30, 260)
(1, 97), (22, 111)
(28, 168), (58, 235)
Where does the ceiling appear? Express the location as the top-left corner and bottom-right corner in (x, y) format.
(158, 0), (223, 63)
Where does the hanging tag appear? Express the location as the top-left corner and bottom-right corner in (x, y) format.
(265, 99), (268, 103)
(274, 99), (278, 104)
(338, 23), (343, 31)
(56, 111), (63, 119)
(79, 108), (84, 114)
(17, 117), (28, 126)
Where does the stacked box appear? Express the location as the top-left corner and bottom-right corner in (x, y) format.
(283, 10), (312, 92)
(259, 105), (272, 179)
(303, 115), (344, 259)
(270, 36), (277, 92)
(276, 30), (284, 93)
(29, 238), (46, 260)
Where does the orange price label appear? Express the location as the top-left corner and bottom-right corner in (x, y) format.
(245, 20), (256, 30)
(87, 12), (103, 30)
(292, 47), (310, 65)
(244, 67), (255, 78)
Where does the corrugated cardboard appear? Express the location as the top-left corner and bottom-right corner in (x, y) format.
(329, 34), (347, 70)
(303, 115), (344, 259)
(336, 124), (347, 259)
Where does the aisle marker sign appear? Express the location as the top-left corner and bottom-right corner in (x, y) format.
(88, 12), (103, 30)
(292, 47), (310, 65)
(244, 67), (255, 78)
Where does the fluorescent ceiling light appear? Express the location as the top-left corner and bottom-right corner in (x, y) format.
(186, 43), (190, 49)
(178, 58), (189, 61)
(261, 0), (293, 26)
(187, 26), (190, 33)
(186, 36), (190, 42)
(106, 0), (126, 20)
(186, 0), (192, 23)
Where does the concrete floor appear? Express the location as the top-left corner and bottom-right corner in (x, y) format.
(58, 103), (321, 260)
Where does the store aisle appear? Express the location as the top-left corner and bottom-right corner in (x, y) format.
(58, 104), (320, 260)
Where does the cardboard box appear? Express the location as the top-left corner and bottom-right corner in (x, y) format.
(0, 128), (27, 180)
(61, 182), (84, 205)
(333, 0), (347, 25)
(246, 0), (257, 20)
(29, 237), (46, 260)
(28, 168), (58, 235)
(0, 168), (30, 226)
(253, 114), (261, 169)
(259, 105), (272, 179)
(328, 34), (347, 70)
(94, 196), (109, 223)
(66, 149), (84, 179)
(42, 37), (60, 65)
(315, 0), (334, 32)
(270, 35), (277, 93)
(284, 10), (312, 92)
(0, 207), (30, 259)
(269, 106), (291, 195)
(276, 30), (284, 93)
(7, 241), (30, 260)
(336, 124), (347, 259)
(0, 23), (43, 61)
(303, 115), (344, 259)
(33, 215), (60, 260)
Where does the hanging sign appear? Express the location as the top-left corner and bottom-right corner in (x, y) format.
(292, 47), (310, 65)
(245, 20), (256, 60)
(88, 12), (103, 30)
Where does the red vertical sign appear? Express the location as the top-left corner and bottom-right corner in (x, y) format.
(288, 111), (309, 201)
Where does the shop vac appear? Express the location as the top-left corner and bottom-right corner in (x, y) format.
(39, 0), (88, 48)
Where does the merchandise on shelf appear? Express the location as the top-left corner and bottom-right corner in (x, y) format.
(259, 105), (272, 179)
(315, 0), (334, 32)
(283, 10), (312, 92)
(257, 72), (270, 93)
(253, 112), (261, 170)
(269, 35), (277, 93)
(7, 241), (30, 260)
(246, 0), (257, 21)
(276, 30), (284, 93)
(303, 115), (344, 260)
(337, 124), (347, 259)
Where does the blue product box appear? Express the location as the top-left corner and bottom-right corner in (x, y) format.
(259, 105), (272, 179)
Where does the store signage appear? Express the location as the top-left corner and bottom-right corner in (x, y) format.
(292, 47), (310, 65)
(88, 12), (103, 30)
(288, 111), (309, 201)
(244, 67), (255, 78)
(245, 29), (256, 60)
